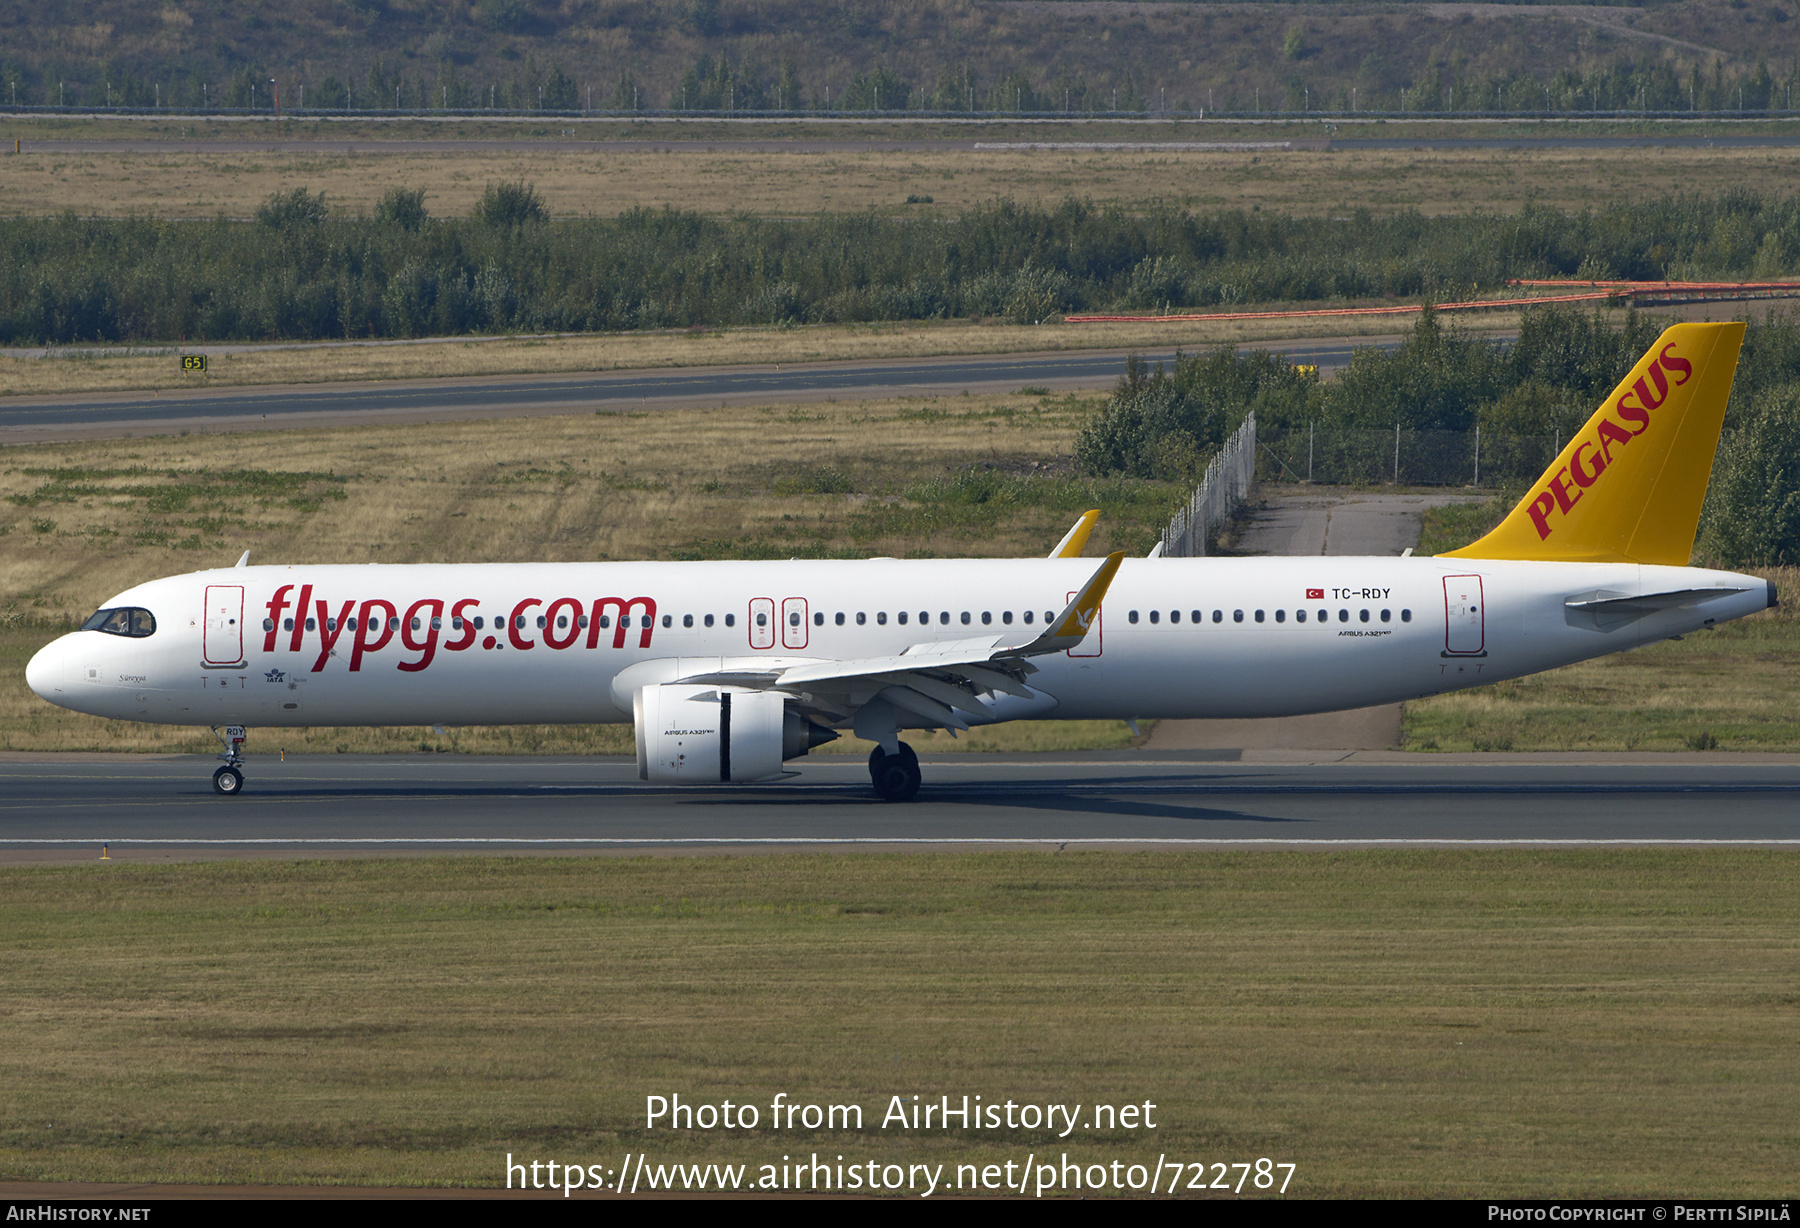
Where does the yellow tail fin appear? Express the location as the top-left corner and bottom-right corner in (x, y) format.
(1443, 321), (1745, 565)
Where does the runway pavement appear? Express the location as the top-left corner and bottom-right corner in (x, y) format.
(0, 339), (1372, 444)
(3, 752), (1797, 859)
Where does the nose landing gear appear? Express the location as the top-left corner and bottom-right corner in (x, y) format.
(869, 741), (921, 802)
(210, 725), (247, 796)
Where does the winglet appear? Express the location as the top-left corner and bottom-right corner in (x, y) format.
(1443, 322), (1744, 565)
(234, 550), (250, 569)
(1012, 551), (1126, 655)
(1048, 509), (1100, 559)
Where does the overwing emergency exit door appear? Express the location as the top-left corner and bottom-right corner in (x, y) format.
(781, 597), (809, 650)
(203, 585), (245, 666)
(747, 597), (776, 650)
(1442, 575), (1486, 657)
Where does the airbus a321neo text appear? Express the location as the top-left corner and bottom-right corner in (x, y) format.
(28, 323), (1773, 800)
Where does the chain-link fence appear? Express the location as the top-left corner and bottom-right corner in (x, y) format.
(1258, 427), (1561, 488)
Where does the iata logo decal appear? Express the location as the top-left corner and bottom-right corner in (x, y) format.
(264, 668), (285, 684)
(1525, 342), (1692, 541)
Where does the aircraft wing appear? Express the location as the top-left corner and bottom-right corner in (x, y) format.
(679, 552), (1126, 729)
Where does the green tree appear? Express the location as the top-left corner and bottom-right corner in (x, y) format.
(1701, 386), (1800, 565)
(255, 188), (328, 229)
(475, 180), (547, 230)
(543, 65), (577, 111)
(374, 187), (428, 231)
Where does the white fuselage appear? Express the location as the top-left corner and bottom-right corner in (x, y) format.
(26, 557), (1773, 730)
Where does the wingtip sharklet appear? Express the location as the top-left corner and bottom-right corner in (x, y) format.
(1010, 550), (1127, 655)
(1048, 509), (1101, 559)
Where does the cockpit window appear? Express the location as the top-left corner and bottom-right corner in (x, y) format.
(81, 607), (156, 638)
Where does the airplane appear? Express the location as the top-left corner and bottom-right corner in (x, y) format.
(26, 321), (1773, 801)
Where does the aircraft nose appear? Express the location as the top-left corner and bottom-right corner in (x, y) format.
(25, 635), (69, 701)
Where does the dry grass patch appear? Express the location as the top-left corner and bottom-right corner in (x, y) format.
(6, 143), (1800, 219)
(1, 851), (1795, 1195)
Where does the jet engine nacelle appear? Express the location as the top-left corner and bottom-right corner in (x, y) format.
(634, 684), (837, 783)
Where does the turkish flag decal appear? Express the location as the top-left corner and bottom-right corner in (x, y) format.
(1305, 588), (1324, 600)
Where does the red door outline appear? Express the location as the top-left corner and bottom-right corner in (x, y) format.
(781, 597), (809, 650)
(203, 585), (245, 665)
(1442, 575), (1486, 656)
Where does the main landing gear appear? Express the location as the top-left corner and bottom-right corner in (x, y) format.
(869, 742), (921, 802)
(210, 725), (247, 796)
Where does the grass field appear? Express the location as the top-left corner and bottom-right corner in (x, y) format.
(7, 139), (1800, 220)
(0, 392), (1164, 754)
(0, 851), (1793, 1196)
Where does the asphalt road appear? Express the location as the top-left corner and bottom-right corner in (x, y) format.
(0, 340), (1370, 442)
(4, 753), (1797, 857)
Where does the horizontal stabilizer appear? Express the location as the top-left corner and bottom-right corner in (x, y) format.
(1565, 586), (1750, 630)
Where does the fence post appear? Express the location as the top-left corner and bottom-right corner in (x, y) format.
(1474, 422), (1480, 487)
(1393, 421), (1400, 485)
(1308, 420), (1314, 483)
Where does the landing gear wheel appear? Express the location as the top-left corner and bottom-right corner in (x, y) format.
(868, 742), (921, 802)
(212, 765), (244, 796)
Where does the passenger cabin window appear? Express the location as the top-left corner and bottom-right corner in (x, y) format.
(835, 613), (845, 626)
(704, 614), (714, 627)
(1380, 609), (1391, 623)
(1213, 610), (1223, 623)
(1129, 610), (1139, 624)
(725, 614), (735, 627)
(1233, 610), (1244, 623)
(1401, 609), (1413, 622)
(1297, 610), (1307, 623)
(898, 612), (908, 625)
(1254, 610), (1265, 623)
(1275, 609), (1285, 623)
(1359, 609), (1370, 623)
(83, 607), (156, 638)
(1191, 610), (1202, 623)
(1003, 611), (1013, 625)
(683, 614), (694, 628)
(1023, 611), (1034, 624)
(1339, 609), (1349, 622)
